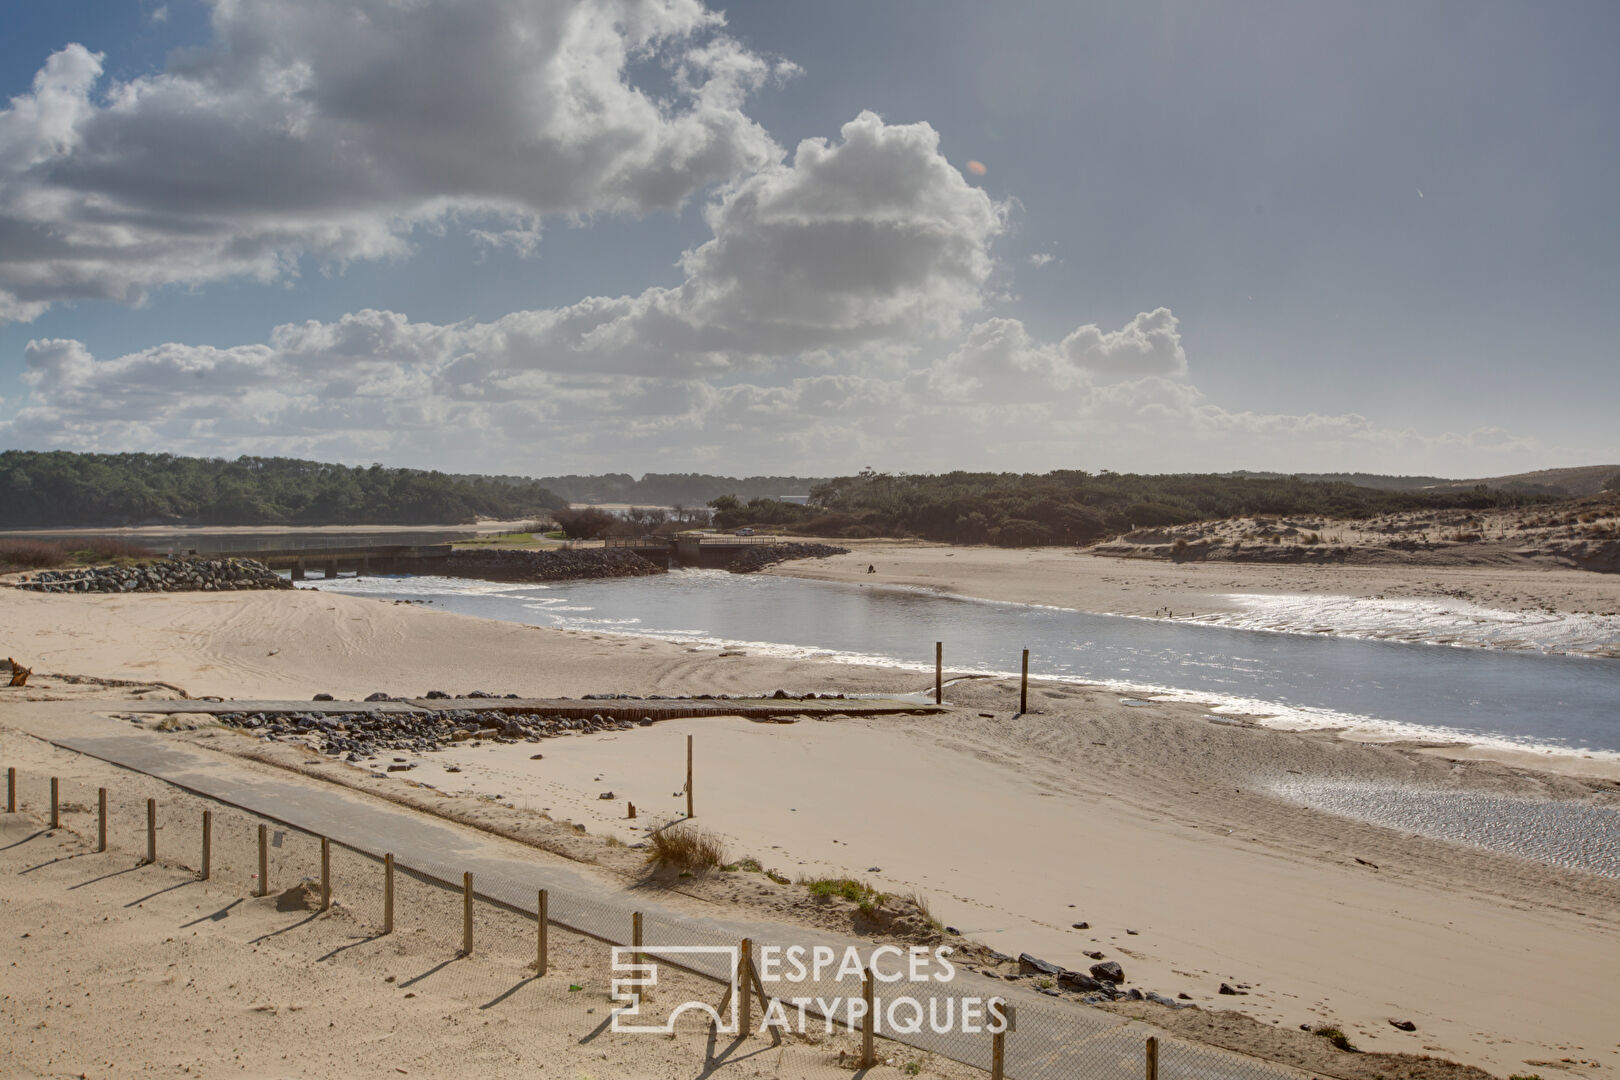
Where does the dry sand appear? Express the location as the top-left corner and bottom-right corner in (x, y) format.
(0, 728), (967, 1080)
(4, 578), (1620, 1076)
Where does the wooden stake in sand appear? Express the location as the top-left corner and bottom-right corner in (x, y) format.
(535, 889), (548, 975)
(97, 788), (107, 852)
(383, 853), (395, 934)
(145, 798), (156, 864)
(935, 641), (943, 705)
(685, 734), (694, 819)
(50, 777), (59, 830)
(319, 837), (331, 912)
(201, 810), (212, 880)
(860, 968), (876, 1068)
(6, 766), (14, 813)
(1020, 648), (1029, 714)
(462, 872), (474, 955)
(1146, 1035), (1159, 1080)
(257, 824), (269, 897)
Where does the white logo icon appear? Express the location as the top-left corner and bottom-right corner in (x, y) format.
(610, 945), (741, 1033)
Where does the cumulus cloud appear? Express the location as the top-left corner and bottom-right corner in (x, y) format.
(1060, 307), (1186, 376)
(0, 0), (794, 321)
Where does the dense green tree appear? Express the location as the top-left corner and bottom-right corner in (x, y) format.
(0, 451), (567, 527)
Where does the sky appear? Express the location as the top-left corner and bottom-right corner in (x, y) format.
(0, 0), (1615, 480)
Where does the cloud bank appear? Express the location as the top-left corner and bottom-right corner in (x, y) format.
(0, 0), (793, 321)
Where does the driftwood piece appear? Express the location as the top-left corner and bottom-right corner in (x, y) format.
(6, 658), (30, 687)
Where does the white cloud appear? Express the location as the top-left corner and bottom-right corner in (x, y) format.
(1026, 252), (1055, 267)
(0, 0), (794, 321)
(1060, 307), (1186, 376)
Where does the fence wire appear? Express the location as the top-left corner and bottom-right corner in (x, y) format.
(3, 762), (1320, 1080)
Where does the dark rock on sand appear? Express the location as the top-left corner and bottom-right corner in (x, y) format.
(1089, 961), (1125, 983)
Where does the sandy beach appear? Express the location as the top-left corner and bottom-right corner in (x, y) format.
(766, 541), (1620, 655)
(4, 573), (1620, 1077)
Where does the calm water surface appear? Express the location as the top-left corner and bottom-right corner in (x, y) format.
(312, 569), (1620, 756)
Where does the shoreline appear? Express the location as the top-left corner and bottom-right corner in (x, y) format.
(763, 540), (1620, 657)
(4, 584), (1620, 1073)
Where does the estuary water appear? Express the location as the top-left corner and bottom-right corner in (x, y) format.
(308, 568), (1620, 759)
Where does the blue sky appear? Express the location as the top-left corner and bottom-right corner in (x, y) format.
(1, 0), (1615, 478)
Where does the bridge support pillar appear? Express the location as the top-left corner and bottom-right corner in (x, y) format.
(324, 559), (338, 579)
(291, 559), (306, 581)
(357, 558), (367, 578)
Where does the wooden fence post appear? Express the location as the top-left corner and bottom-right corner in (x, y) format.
(861, 968), (876, 1067)
(632, 911), (643, 967)
(935, 641), (943, 704)
(739, 938), (753, 1037)
(50, 777), (59, 829)
(201, 810), (212, 880)
(6, 767), (14, 813)
(536, 889), (548, 975)
(686, 734), (694, 819)
(320, 837), (331, 911)
(97, 788), (107, 852)
(991, 1000), (1015, 1080)
(383, 853), (394, 934)
(1146, 1035), (1159, 1080)
(462, 872), (473, 955)
(257, 823), (269, 896)
(145, 798), (156, 864)
(1020, 649), (1029, 714)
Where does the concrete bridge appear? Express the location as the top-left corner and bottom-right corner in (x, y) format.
(244, 544), (453, 580)
(603, 533), (784, 569)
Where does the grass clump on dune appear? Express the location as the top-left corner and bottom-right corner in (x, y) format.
(643, 824), (727, 874)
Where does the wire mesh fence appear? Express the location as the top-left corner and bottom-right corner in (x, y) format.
(3, 762), (1320, 1080)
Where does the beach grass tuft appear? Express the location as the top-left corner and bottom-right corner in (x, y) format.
(643, 824), (727, 874)
(1311, 1025), (1358, 1052)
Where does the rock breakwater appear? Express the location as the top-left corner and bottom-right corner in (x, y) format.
(727, 542), (849, 573)
(16, 557), (291, 593)
(197, 708), (645, 761)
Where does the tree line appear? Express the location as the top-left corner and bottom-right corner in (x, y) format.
(0, 451), (568, 527)
(707, 469), (1559, 545)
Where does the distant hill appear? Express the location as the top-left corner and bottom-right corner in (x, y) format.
(535, 472), (826, 507)
(0, 451), (567, 528)
(1232, 465), (1620, 498)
